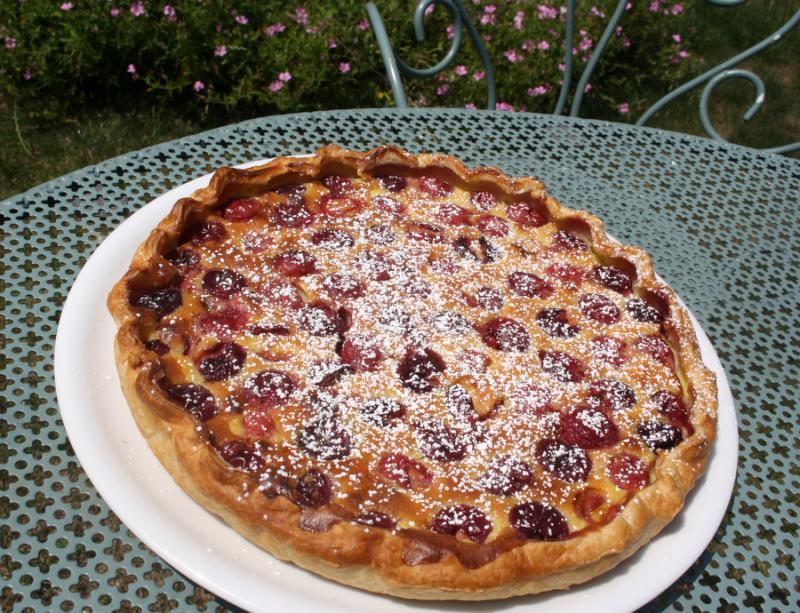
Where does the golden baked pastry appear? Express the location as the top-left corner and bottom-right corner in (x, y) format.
(108, 145), (717, 600)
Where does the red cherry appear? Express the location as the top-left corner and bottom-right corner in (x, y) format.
(249, 324), (292, 336)
(510, 383), (552, 416)
(478, 317), (530, 352)
(539, 350), (585, 383)
(608, 454), (650, 490)
(475, 214), (509, 237)
(272, 183), (306, 196)
(588, 379), (636, 412)
(470, 190), (498, 211)
(355, 250), (392, 281)
(372, 195), (405, 215)
(414, 420), (468, 462)
(579, 293), (621, 324)
(509, 502), (568, 540)
(242, 370), (297, 408)
(508, 271), (554, 299)
(340, 337), (383, 372)
(259, 278), (304, 309)
(295, 470), (333, 508)
(223, 198), (262, 222)
(297, 418), (352, 460)
(471, 286), (504, 311)
(560, 406), (620, 449)
(535, 308), (580, 338)
(242, 231), (272, 253)
(310, 228), (354, 249)
(432, 311), (472, 335)
(318, 194), (364, 217)
(272, 200), (314, 228)
(243, 409), (275, 439)
(650, 390), (689, 426)
(407, 221), (446, 243)
(272, 250), (318, 277)
(635, 335), (674, 367)
(300, 301), (347, 336)
(638, 421), (683, 451)
(144, 340), (170, 355)
(535, 438), (591, 482)
(131, 288), (182, 318)
(378, 453), (432, 489)
(168, 384), (218, 422)
(197, 342), (246, 381)
(321, 274), (364, 300)
(365, 224), (396, 245)
(321, 174), (352, 197)
(397, 347), (445, 392)
(546, 262), (584, 289)
(196, 306), (249, 337)
(592, 265), (633, 294)
(481, 455), (533, 495)
(181, 222), (227, 246)
(553, 229), (587, 251)
(431, 505), (492, 544)
(418, 176), (454, 198)
(167, 249), (200, 274)
(591, 336), (627, 366)
(202, 269), (246, 299)
(360, 397), (405, 427)
(218, 440), (264, 473)
(378, 175), (407, 192)
(444, 384), (477, 424)
(626, 298), (665, 324)
(507, 200), (547, 227)
(458, 349), (491, 374)
(435, 203), (472, 226)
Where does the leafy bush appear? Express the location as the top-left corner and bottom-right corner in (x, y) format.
(0, 0), (698, 120)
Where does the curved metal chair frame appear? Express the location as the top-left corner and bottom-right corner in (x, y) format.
(366, 0), (799, 154)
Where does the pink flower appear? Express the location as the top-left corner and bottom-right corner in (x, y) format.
(127, 64), (137, 74)
(446, 24), (455, 39)
(615, 26), (624, 37)
(130, 2), (145, 17)
(537, 4), (558, 20)
(265, 23), (286, 36)
(163, 5), (177, 21)
(484, 5), (496, 13)
(626, 2), (632, 9)
(513, 11), (524, 30)
(279, 71), (292, 82)
(23, 69), (32, 80)
(338, 62), (350, 74)
(504, 48), (521, 63)
(537, 39), (550, 50)
(558, 63), (566, 72)
(678, 50), (689, 58)
(617, 102), (630, 114)
(110, 7), (120, 17)
(671, 3), (684, 14)
(328, 38), (337, 48)
(464, 103), (477, 110)
(649, 0), (660, 12)
(269, 80), (284, 92)
(473, 70), (485, 81)
(672, 34), (682, 43)
(579, 38), (593, 51)
(483, 34), (492, 42)
(495, 102), (514, 111)
(479, 13), (495, 26)
(193, 81), (205, 92)
(358, 18), (370, 31)
(454, 65), (467, 76)
(623, 38), (631, 49)
(522, 40), (534, 52)
(60, 2), (74, 10)
(4, 37), (16, 50)
(294, 6), (309, 25)
(527, 86), (548, 96)
(437, 85), (449, 96)
(215, 23), (222, 33)
(214, 45), (227, 57)
(235, 15), (248, 25)
(584, 83), (592, 93)
(424, 4), (434, 15)
(590, 6), (605, 17)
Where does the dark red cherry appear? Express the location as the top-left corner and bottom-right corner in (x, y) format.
(360, 397), (405, 427)
(507, 200), (547, 227)
(168, 384), (218, 422)
(579, 293), (621, 324)
(560, 406), (620, 449)
(378, 175), (407, 192)
(131, 288), (182, 318)
(295, 470), (333, 508)
(242, 409), (275, 439)
(509, 502), (568, 540)
(539, 350), (585, 383)
(471, 286), (504, 311)
(407, 221), (446, 243)
(626, 298), (664, 324)
(635, 335), (674, 367)
(508, 271), (554, 299)
(638, 420), (683, 451)
(249, 324), (292, 336)
(591, 336), (627, 366)
(272, 183), (306, 196)
(588, 379), (636, 412)
(273, 200), (314, 228)
(592, 266), (633, 294)
(372, 195), (405, 215)
(415, 420), (467, 462)
(481, 455), (533, 495)
(196, 306), (249, 337)
(340, 337), (383, 372)
(378, 453), (432, 489)
(470, 190), (498, 211)
(535, 308), (579, 338)
(475, 214), (509, 237)
(272, 251), (317, 277)
(259, 278), (304, 310)
(144, 339), (170, 355)
(397, 347), (445, 392)
(322, 274), (364, 300)
(242, 370), (297, 408)
(355, 250), (392, 281)
(435, 203), (472, 226)
(181, 222), (227, 246)
(297, 419), (352, 460)
(197, 342), (247, 381)
(478, 317), (530, 352)
(300, 301), (347, 336)
(167, 249), (200, 274)
(223, 198), (262, 222)
(444, 384), (477, 424)
(310, 228), (354, 249)
(432, 311), (472, 335)
(651, 390), (689, 426)
(431, 505), (492, 544)
(535, 438), (591, 482)
(546, 262), (584, 289)
(321, 174), (352, 197)
(202, 269), (246, 299)
(354, 512), (396, 529)
(418, 176), (453, 198)
(218, 440), (264, 473)
(365, 224), (396, 245)
(378, 305), (413, 334)
(608, 454), (650, 490)
(553, 229), (587, 251)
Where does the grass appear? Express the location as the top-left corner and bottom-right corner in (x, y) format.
(1, 2), (797, 201)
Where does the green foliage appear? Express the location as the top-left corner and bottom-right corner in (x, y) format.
(0, 0), (698, 120)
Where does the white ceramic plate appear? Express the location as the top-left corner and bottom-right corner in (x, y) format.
(55, 160), (738, 613)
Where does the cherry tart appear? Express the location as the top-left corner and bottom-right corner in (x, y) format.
(108, 145), (717, 600)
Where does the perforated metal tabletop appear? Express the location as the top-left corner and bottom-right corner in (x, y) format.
(1, 109), (798, 612)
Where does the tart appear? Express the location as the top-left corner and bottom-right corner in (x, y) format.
(108, 145), (717, 600)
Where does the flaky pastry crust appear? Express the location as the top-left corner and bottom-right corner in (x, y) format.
(108, 145), (717, 600)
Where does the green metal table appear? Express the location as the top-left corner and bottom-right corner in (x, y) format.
(1, 109), (797, 612)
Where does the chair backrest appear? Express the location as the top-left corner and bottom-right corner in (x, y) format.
(366, 0), (799, 155)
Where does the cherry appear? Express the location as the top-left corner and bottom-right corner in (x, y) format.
(407, 221), (446, 243)
(481, 455), (533, 495)
(168, 384), (218, 422)
(365, 224), (396, 245)
(202, 269), (246, 299)
(223, 198), (262, 222)
(415, 420), (468, 462)
(360, 397), (405, 426)
(378, 305), (413, 334)
(478, 317), (530, 352)
(535, 308), (579, 338)
(608, 454), (650, 490)
(272, 183), (306, 196)
(259, 278), (304, 309)
(535, 438), (591, 482)
(626, 298), (664, 324)
(167, 249), (200, 274)
(507, 200), (547, 227)
(444, 384), (477, 424)
(635, 335), (674, 367)
(249, 324), (292, 335)
(340, 337), (383, 372)
(435, 203), (472, 226)
(638, 420), (683, 451)
(310, 228), (354, 249)
(322, 274), (364, 300)
(297, 418), (352, 460)
(272, 250), (318, 277)
(197, 342), (247, 381)
(378, 175), (407, 192)
(546, 262), (584, 289)
(510, 383), (552, 415)
(539, 350), (585, 383)
(218, 440), (264, 473)
(310, 361), (352, 388)
(242, 231), (272, 253)
(242, 408), (275, 439)
(181, 222), (227, 246)
(372, 195), (405, 215)
(475, 214), (509, 237)
(242, 370), (297, 408)
(588, 379), (636, 412)
(433, 311), (472, 335)
(405, 277), (432, 297)
(378, 453), (432, 489)
(354, 512), (396, 529)
(196, 306), (249, 337)
(560, 406), (620, 449)
(272, 200), (314, 228)
(458, 349), (491, 374)
(508, 271), (554, 299)
(321, 174), (352, 197)
(592, 266), (633, 294)
(355, 250), (392, 281)
(131, 288), (182, 318)
(431, 505), (492, 544)
(591, 336), (627, 366)
(651, 390), (689, 426)
(300, 301), (347, 336)
(418, 176), (454, 198)
(397, 347), (445, 392)
(318, 194), (364, 217)
(144, 339), (170, 355)
(509, 501), (568, 540)
(579, 293), (621, 324)
(470, 191), (498, 211)
(295, 470), (333, 508)
(553, 229), (587, 251)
